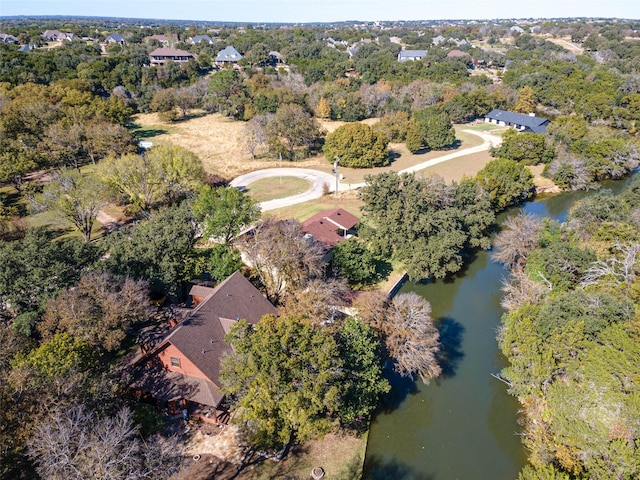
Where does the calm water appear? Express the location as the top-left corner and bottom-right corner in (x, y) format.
(362, 176), (636, 480)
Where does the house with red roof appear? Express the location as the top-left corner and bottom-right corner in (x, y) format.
(302, 208), (360, 266)
(131, 271), (277, 423)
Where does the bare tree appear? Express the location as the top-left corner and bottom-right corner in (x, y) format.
(280, 277), (351, 324)
(500, 269), (547, 312)
(580, 242), (640, 288)
(27, 405), (183, 480)
(244, 113), (272, 159)
(385, 292), (442, 384)
(39, 272), (154, 352)
(493, 213), (543, 269)
(547, 152), (592, 191)
(239, 218), (324, 303)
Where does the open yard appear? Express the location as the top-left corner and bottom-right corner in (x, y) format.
(246, 176), (311, 202)
(131, 113), (490, 183)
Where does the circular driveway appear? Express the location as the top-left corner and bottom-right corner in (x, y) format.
(230, 168), (336, 211)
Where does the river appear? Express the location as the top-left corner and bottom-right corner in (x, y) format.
(362, 176), (636, 480)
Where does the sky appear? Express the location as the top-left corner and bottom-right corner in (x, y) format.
(1, 0), (638, 23)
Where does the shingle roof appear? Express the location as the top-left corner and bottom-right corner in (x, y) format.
(148, 271), (277, 405)
(302, 208), (360, 249)
(191, 35), (214, 44)
(106, 33), (125, 43)
(398, 49), (427, 62)
(447, 49), (469, 57)
(149, 47), (195, 58)
(485, 109), (549, 134)
(216, 45), (243, 62)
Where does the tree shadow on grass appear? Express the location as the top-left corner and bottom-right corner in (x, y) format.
(134, 128), (170, 139)
(363, 454), (434, 480)
(374, 257), (393, 282)
(435, 316), (465, 379)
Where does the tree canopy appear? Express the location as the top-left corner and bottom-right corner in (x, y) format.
(323, 122), (389, 168)
(221, 315), (386, 449)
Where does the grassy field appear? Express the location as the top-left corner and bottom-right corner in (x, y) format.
(269, 190), (364, 222)
(246, 176), (311, 202)
(132, 113), (489, 182)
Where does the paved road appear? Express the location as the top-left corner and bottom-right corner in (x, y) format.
(230, 129), (502, 211)
(230, 168), (336, 211)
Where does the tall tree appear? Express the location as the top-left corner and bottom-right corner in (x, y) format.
(238, 218), (324, 303)
(32, 168), (107, 241)
(323, 122), (389, 168)
(383, 293), (442, 383)
(39, 273), (153, 352)
(411, 105), (456, 151)
(513, 86), (536, 113)
(27, 405), (183, 480)
(99, 145), (203, 211)
(102, 204), (197, 294)
(266, 103), (322, 160)
(192, 185), (260, 244)
(207, 69), (248, 119)
(476, 158), (535, 210)
(0, 228), (99, 328)
(221, 315), (342, 449)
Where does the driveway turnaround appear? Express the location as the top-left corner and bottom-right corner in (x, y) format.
(230, 168), (336, 211)
(230, 130), (502, 211)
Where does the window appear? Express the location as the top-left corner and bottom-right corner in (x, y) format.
(170, 357), (181, 368)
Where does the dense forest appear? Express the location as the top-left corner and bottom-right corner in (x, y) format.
(495, 177), (640, 479)
(1, 16), (640, 479)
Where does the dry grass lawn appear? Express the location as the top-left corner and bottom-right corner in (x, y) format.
(239, 432), (366, 480)
(132, 114), (486, 183)
(246, 176), (311, 202)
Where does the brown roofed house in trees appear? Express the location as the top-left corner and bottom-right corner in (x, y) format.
(149, 47), (196, 66)
(302, 208), (359, 251)
(131, 271), (277, 423)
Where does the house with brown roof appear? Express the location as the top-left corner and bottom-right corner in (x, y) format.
(149, 47), (196, 66)
(148, 33), (179, 45)
(302, 208), (359, 256)
(131, 271), (277, 422)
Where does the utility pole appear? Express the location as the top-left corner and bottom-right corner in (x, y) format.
(279, 153), (282, 187)
(333, 157), (339, 196)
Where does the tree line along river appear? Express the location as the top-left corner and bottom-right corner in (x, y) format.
(362, 174), (638, 480)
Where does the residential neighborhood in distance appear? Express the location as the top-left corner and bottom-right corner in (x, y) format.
(1, 9), (639, 480)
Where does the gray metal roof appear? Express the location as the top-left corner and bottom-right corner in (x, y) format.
(216, 45), (243, 62)
(398, 49), (427, 62)
(485, 109), (549, 134)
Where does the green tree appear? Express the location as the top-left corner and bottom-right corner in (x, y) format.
(221, 315), (342, 449)
(100, 145), (203, 211)
(192, 185), (260, 244)
(412, 106), (456, 151)
(333, 237), (380, 286)
(207, 69), (247, 119)
(0, 228), (99, 328)
(404, 119), (424, 153)
(359, 172), (494, 280)
(266, 103), (322, 160)
(32, 168), (107, 241)
(323, 123), (389, 168)
(336, 317), (390, 425)
(476, 158), (535, 210)
(102, 204), (197, 294)
(491, 130), (548, 165)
